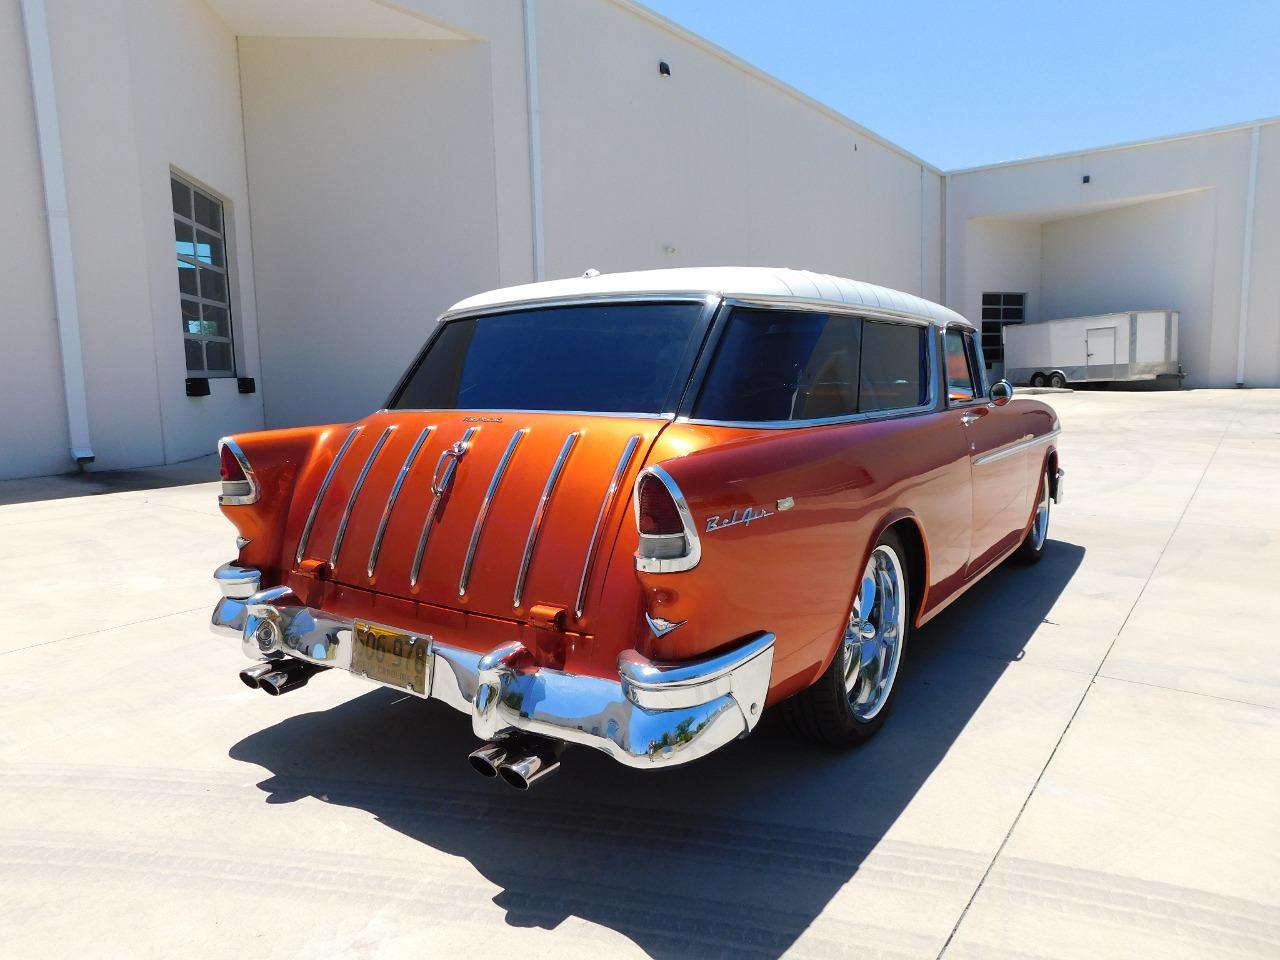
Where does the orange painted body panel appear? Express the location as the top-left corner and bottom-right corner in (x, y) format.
(220, 398), (1059, 703)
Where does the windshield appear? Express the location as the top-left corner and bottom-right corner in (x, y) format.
(389, 302), (705, 414)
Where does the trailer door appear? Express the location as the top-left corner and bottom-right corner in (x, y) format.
(1086, 327), (1116, 381)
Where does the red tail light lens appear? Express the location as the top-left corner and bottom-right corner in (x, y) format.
(634, 467), (700, 572)
(638, 474), (683, 535)
(218, 440), (258, 505)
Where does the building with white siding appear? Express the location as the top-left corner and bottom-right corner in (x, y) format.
(2, 0), (1276, 480)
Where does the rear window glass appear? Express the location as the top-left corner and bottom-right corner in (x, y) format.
(390, 303), (704, 414)
(693, 308), (928, 421)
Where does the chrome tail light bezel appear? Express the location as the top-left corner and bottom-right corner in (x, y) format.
(217, 437), (259, 506)
(633, 464), (701, 573)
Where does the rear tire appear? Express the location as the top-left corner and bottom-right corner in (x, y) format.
(1012, 464), (1051, 565)
(1030, 372), (1047, 387)
(782, 528), (909, 747)
(1049, 372), (1067, 389)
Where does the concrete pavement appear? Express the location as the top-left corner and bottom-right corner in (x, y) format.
(0, 389), (1277, 959)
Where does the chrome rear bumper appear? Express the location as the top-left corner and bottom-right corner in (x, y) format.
(211, 564), (775, 769)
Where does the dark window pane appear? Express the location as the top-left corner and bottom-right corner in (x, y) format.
(1005, 293), (1025, 307)
(694, 308), (862, 422)
(205, 340), (232, 373)
(181, 299), (201, 335)
(392, 303), (704, 414)
(982, 293), (1001, 307)
(981, 307), (1000, 321)
(171, 179), (191, 219)
(198, 266), (226, 303)
(174, 219), (194, 259)
(944, 329), (976, 402)
(859, 321), (927, 412)
(202, 304), (229, 338)
(195, 229), (224, 267)
(184, 338), (204, 372)
(192, 190), (221, 231)
(177, 259), (197, 296)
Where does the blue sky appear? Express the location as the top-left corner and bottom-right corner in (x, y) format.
(639, 0), (1280, 169)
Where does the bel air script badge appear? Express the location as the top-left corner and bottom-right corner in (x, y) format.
(705, 505), (774, 533)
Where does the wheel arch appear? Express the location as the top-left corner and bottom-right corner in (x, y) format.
(867, 510), (929, 631)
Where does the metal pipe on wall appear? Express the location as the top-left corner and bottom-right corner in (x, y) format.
(1234, 124), (1261, 386)
(20, 0), (94, 465)
(523, 0), (546, 282)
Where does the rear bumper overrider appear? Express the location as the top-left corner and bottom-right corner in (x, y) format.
(211, 564), (775, 768)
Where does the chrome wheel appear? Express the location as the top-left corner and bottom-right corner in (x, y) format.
(1031, 470), (1051, 550)
(843, 544), (906, 722)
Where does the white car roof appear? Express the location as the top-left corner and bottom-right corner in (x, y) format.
(447, 267), (972, 329)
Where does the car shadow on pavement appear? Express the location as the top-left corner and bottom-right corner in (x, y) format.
(230, 540), (1085, 959)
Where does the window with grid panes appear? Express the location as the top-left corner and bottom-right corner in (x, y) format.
(979, 292), (1024, 369)
(172, 175), (235, 377)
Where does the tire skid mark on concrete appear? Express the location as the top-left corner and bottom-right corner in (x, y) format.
(0, 833), (937, 960)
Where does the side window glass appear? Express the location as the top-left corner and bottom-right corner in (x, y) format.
(693, 309), (862, 422)
(944, 329), (977, 403)
(858, 321), (928, 413)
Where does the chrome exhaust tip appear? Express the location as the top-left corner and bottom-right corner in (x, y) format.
(497, 746), (561, 791)
(254, 659), (323, 696)
(467, 741), (509, 778)
(239, 661), (277, 690)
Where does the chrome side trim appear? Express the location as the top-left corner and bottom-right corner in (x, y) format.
(513, 431), (579, 608)
(366, 425), (434, 578)
(329, 426), (394, 567)
(633, 464), (702, 573)
(410, 426), (479, 588)
(216, 437), (259, 506)
(575, 433), (642, 620)
(973, 428), (1061, 467)
(295, 426), (361, 564)
(459, 428), (527, 597)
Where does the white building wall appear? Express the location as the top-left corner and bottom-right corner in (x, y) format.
(536, 0), (940, 297)
(238, 37), (503, 428)
(0, 0), (67, 480)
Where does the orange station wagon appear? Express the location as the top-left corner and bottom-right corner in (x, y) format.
(212, 268), (1063, 789)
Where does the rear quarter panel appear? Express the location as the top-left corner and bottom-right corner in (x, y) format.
(623, 413), (972, 704)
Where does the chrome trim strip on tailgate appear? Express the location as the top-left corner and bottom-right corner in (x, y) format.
(329, 426), (394, 567)
(575, 434), (641, 620)
(513, 431), (579, 609)
(366, 425), (435, 578)
(295, 426), (361, 564)
(973, 428), (1060, 467)
(410, 425), (479, 588)
(459, 428), (527, 597)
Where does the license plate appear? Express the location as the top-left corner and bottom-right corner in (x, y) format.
(351, 621), (431, 696)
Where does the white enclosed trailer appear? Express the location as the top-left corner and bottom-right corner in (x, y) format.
(1002, 310), (1181, 387)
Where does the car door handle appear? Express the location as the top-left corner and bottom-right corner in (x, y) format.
(960, 413), (981, 426)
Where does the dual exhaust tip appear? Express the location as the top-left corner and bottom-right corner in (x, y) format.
(468, 739), (561, 790)
(239, 659), (325, 696)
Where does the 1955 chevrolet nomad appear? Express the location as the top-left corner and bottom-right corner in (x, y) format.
(211, 267), (1063, 789)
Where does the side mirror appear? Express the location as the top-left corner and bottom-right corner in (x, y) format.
(989, 379), (1013, 406)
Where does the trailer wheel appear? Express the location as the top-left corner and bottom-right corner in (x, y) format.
(1049, 372), (1067, 389)
(1030, 372), (1047, 387)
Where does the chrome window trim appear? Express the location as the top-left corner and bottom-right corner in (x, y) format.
(410, 425), (479, 588)
(216, 437), (259, 506)
(295, 426), (361, 564)
(633, 464), (702, 574)
(330, 426), (394, 568)
(942, 324), (987, 409)
(514, 431), (579, 609)
(973, 428), (1061, 467)
(459, 428), (527, 597)
(366, 425), (434, 578)
(676, 314), (940, 430)
(575, 434), (642, 620)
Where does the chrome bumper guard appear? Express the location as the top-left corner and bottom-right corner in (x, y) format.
(211, 566), (775, 768)
(1053, 467), (1065, 504)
